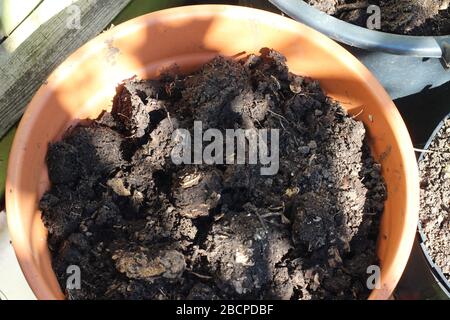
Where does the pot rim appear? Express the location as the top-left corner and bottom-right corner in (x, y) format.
(269, 0), (450, 58)
(417, 112), (450, 296)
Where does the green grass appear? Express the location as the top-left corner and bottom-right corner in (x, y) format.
(112, 0), (184, 25)
(0, 127), (16, 198)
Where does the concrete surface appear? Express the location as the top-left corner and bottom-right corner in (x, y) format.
(0, 211), (36, 300)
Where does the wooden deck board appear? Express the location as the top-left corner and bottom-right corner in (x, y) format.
(0, 0), (131, 139)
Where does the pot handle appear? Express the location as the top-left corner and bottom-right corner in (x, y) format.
(269, 0), (449, 60)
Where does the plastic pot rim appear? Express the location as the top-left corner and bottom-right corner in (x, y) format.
(269, 0), (450, 58)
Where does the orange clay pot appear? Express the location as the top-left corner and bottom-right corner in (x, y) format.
(6, 5), (419, 300)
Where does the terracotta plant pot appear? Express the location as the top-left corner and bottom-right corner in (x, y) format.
(6, 5), (419, 300)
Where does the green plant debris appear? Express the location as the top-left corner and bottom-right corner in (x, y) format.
(112, 0), (184, 25)
(0, 126), (16, 198)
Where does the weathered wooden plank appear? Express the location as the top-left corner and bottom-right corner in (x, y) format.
(0, 0), (76, 54)
(0, 0), (42, 41)
(0, 0), (132, 139)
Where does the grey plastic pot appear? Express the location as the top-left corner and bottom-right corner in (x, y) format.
(269, 0), (450, 99)
(395, 113), (450, 300)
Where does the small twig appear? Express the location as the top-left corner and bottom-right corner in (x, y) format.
(159, 288), (169, 299)
(414, 147), (450, 155)
(254, 212), (268, 231)
(260, 212), (283, 219)
(189, 271), (213, 280)
(351, 108), (364, 119)
(265, 220), (285, 228)
(268, 203), (285, 212)
(278, 119), (286, 130)
(163, 105), (174, 131)
(230, 51), (247, 59)
(181, 173), (202, 189)
(267, 109), (290, 124)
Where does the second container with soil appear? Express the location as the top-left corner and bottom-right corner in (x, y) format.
(40, 49), (386, 300)
(269, 0), (450, 100)
(396, 114), (450, 299)
(417, 115), (450, 297)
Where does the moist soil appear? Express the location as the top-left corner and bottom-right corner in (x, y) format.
(419, 118), (450, 280)
(40, 48), (386, 300)
(306, 0), (450, 36)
